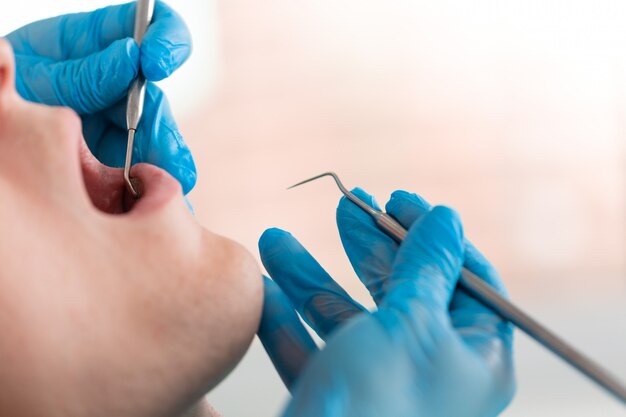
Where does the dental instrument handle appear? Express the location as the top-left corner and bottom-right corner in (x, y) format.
(124, 0), (155, 198)
(374, 211), (626, 405)
(133, 0), (155, 44)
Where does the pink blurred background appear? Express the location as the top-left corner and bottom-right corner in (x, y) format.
(3, 1), (626, 415)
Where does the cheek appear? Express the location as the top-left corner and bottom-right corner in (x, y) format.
(0, 105), (84, 198)
(190, 236), (263, 380)
(129, 233), (263, 390)
(81, 161), (127, 214)
(33, 107), (83, 176)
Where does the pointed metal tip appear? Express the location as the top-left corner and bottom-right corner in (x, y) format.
(124, 129), (139, 198)
(287, 172), (339, 190)
(286, 171), (383, 218)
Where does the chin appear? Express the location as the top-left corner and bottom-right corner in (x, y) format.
(192, 234), (264, 391)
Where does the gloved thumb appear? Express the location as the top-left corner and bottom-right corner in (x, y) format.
(384, 206), (465, 312)
(15, 38), (139, 114)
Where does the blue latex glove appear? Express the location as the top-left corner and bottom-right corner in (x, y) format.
(258, 189), (515, 417)
(5, 1), (196, 194)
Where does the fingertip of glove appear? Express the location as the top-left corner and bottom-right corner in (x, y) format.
(141, 38), (191, 81)
(141, 1), (193, 81)
(259, 228), (290, 248)
(262, 227), (290, 236)
(337, 187), (379, 215)
(336, 188), (381, 242)
(386, 190), (430, 213)
(259, 228), (295, 265)
(353, 187), (381, 208)
(417, 206), (464, 253)
(147, 120), (197, 195)
(429, 203), (462, 227)
(392, 206), (465, 291)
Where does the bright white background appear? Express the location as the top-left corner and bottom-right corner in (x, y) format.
(3, 1), (626, 416)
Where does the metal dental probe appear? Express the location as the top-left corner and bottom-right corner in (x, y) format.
(288, 171), (626, 405)
(124, 0), (156, 198)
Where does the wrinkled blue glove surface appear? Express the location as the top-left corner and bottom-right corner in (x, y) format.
(258, 189), (515, 417)
(5, 1), (196, 194)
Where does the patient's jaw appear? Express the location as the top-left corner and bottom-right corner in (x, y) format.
(0, 39), (262, 417)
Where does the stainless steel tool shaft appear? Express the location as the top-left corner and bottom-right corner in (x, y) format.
(124, 0), (156, 198)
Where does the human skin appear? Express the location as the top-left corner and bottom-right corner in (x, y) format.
(0, 39), (262, 417)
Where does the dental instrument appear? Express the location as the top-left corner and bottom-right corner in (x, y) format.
(124, 0), (156, 198)
(289, 171), (626, 405)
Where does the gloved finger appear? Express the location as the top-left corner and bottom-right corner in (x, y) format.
(82, 121), (127, 168)
(6, 1), (191, 75)
(385, 193), (510, 310)
(448, 252), (514, 380)
(336, 187), (399, 305)
(258, 276), (318, 391)
(141, 1), (193, 81)
(385, 191), (513, 351)
(385, 206), (465, 312)
(134, 83), (196, 194)
(448, 242), (514, 355)
(13, 38), (139, 114)
(462, 242), (508, 295)
(386, 191), (507, 293)
(87, 83), (197, 194)
(259, 228), (367, 340)
(6, 3), (134, 58)
(384, 190), (432, 226)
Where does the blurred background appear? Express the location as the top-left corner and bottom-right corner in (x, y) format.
(3, 1), (626, 415)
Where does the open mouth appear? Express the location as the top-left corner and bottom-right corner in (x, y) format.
(79, 141), (182, 216)
(80, 142), (138, 214)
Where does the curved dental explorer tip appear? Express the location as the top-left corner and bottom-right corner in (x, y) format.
(124, 129), (139, 198)
(287, 172), (344, 190)
(288, 172), (382, 217)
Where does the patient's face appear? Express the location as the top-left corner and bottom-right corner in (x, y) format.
(0, 39), (262, 417)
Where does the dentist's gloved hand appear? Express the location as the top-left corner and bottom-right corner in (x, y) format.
(258, 189), (515, 417)
(5, 1), (196, 194)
